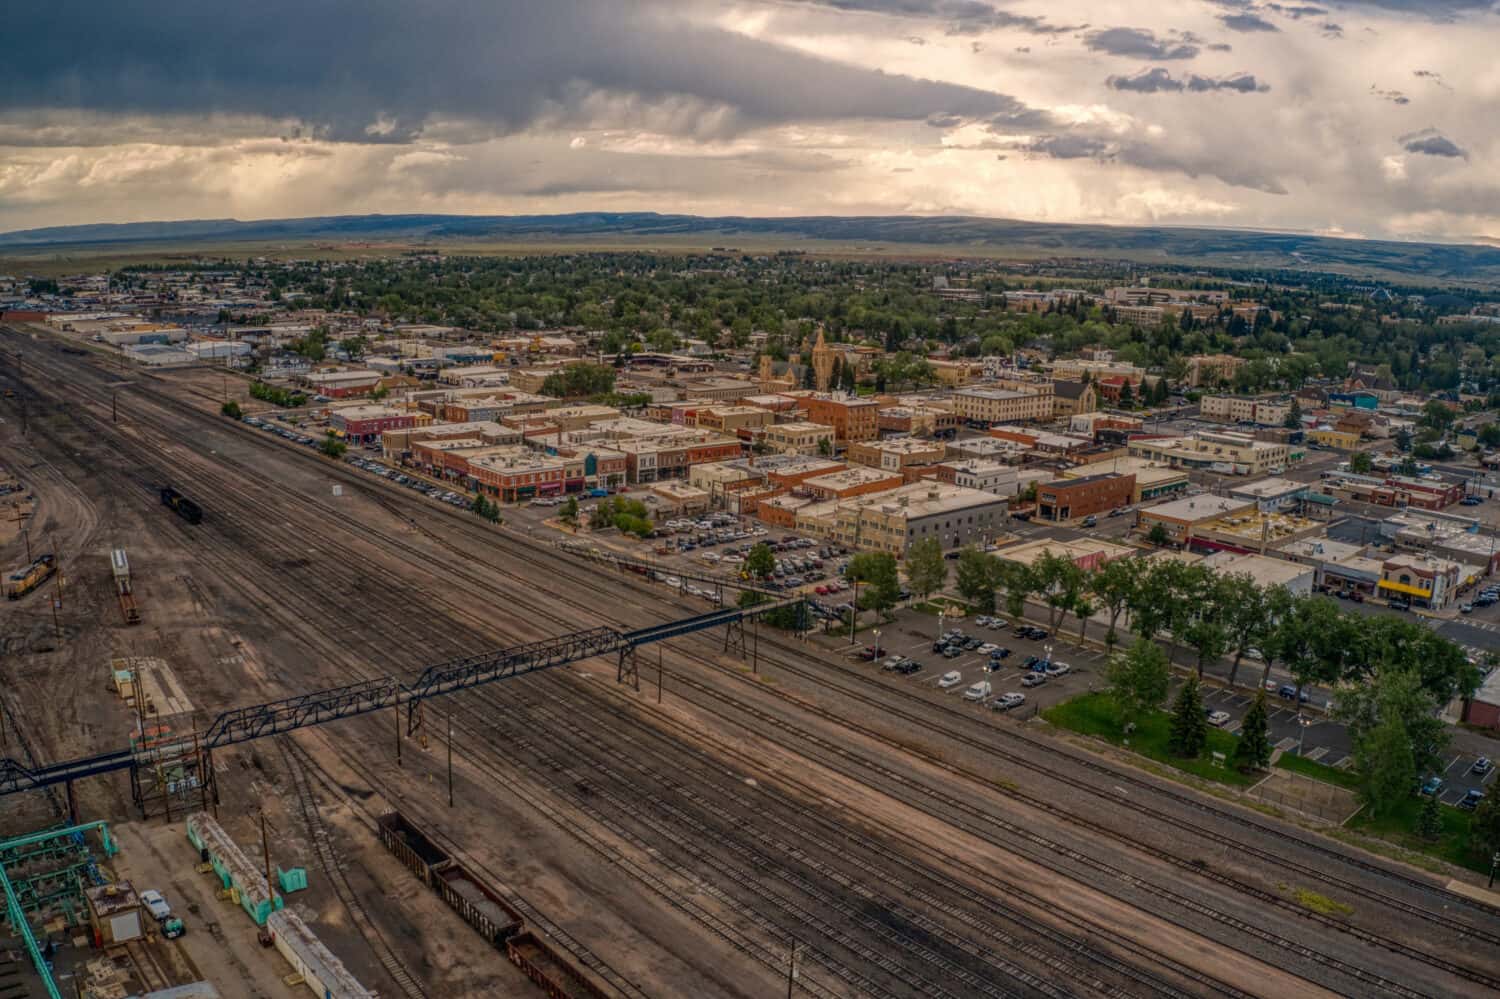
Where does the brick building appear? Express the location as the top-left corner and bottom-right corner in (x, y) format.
(803, 395), (879, 443)
(327, 405), (427, 444)
(1036, 474), (1135, 523)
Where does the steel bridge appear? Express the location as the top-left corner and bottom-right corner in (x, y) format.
(0, 598), (807, 801)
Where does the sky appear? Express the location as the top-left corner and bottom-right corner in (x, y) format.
(1, 0), (1497, 243)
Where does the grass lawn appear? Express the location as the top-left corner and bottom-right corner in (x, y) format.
(1043, 692), (1258, 788)
(1349, 796), (1488, 874)
(1276, 752), (1360, 790)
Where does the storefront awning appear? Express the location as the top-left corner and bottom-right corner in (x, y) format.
(1377, 579), (1432, 597)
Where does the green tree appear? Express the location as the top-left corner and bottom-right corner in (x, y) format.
(559, 495), (579, 525)
(1416, 790), (1443, 841)
(1470, 790), (1500, 862)
(1478, 423), (1500, 448)
(1147, 521), (1171, 547)
(994, 559), (1032, 619)
(1168, 674), (1209, 758)
(1220, 575), (1270, 688)
(1071, 595), (1096, 642)
(1355, 714), (1416, 820)
(1032, 551), (1084, 632)
(746, 542), (776, 580)
(1420, 399), (1456, 432)
(318, 432), (346, 458)
(1118, 380), (1135, 408)
(955, 547), (997, 611)
(220, 400), (243, 420)
(1105, 638), (1172, 726)
(541, 363), (617, 398)
(1088, 556), (1140, 652)
(1284, 398), (1302, 429)
(817, 435), (834, 457)
(338, 335), (367, 360)
(1233, 690), (1272, 772)
(847, 551), (901, 614)
(1349, 450), (1374, 474)
(1180, 572), (1232, 679)
(904, 537), (948, 602)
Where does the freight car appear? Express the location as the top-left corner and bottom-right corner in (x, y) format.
(5, 553), (55, 600)
(159, 486), (203, 525)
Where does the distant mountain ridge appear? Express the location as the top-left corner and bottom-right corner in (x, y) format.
(4, 212), (1499, 284)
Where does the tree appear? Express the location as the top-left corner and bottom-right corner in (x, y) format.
(994, 559), (1032, 619)
(541, 364), (616, 398)
(1118, 381), (1135, 408)
(1421, 399), (1456, 432)
(559, 495), (579, 525)
(1032, 551), (1084, 632)
(848, 551), (900, 614)
(1105, 639), (1172, 726)
(1180, 571), (1232, 679)
(1284, 398), (1302, 429)
(1354, 714), (1416, 820)
(1071, 595), (1096, 642)
(817, 435), (834, 457)
(955, 547), (997, 611)
(1220, 575), (1270, 688)
(746, 542), (776, 580)
(1478, 423), (1500, 448)
(318, 433), (347, 458)
(905, 537), (947, 602)
(1168, 674), (1209, 758)
(1416, 790), (1443, 841)
(1147, 521), (1171, 548)
(1233, 690), (1272, 772)
(1470, 790), (1500, 862)
(220, 400), (243, 420)
(1088, 556), (1140, 652)
(338, 335), (367, 360)
(1349, 450), (1374, 474)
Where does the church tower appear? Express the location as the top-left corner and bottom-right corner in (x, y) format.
(811, 329), (836, 391)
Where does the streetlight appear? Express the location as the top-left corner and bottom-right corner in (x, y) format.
(1297, 714), (1313, 756)
(873, 628), (882, 658)
(938, 610), (945, 642)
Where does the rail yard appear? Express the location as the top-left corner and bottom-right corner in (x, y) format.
(3, 324), (1499, 998)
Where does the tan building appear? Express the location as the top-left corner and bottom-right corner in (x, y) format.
(694, 405), (774, 435)
(1127, 432), (1290, 476)
(801, 466), (905, 501)
(819, 483), (1008, 556)
(1200, 395), (1291, 426)
(1059, 456), (1188, 505)
(760, 421), (835, 456)
(1113, 305), (1164, 327)
(929, 359), (986, 386)
(1050, 359), (1146, 385)
(1051, 380), (1098, 419)
(1135, 495), (1256, 547)
(951, 387), (1052, 425)
(1187, 353), (1246, 388)
(846, 438), (946, 477)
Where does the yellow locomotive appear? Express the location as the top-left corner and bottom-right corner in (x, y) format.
(5, 554), (55, 599)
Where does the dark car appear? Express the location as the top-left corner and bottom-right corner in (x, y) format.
(941, 645), (962, 659)
(990, 647), (1012, 660)
(962, 637), (983, 651)
(858, 645), (884, 661)
(896, 659), (923, 675)
(1022, 655), (1041, 670)
(932, 641), (949, 654)
(1277, 684), (1309, 702)
(1459, 789), (1485, 810)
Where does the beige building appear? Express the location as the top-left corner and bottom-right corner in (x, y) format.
(1051, 358), (1146, 384)
(951, 387), (1053, 425)
(694, 405), (774, 435)
(760, 421), (835, 456)
(1127, 432), (1290, 476)
(1200, 395), (1292, 426)
(846, 438), (946, 475)
(1187, 353), (1246, 388)
(818, 483), (1007, 556)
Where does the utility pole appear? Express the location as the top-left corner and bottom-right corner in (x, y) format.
(786, 939), (799, 999)
(446, 707), (454, 808)
(849, 579), (860, 646)
(112, 391), (117, 423)
(394, 703), (402, 766)
(656, 646), (663, 705)
(260, 809), (275, 903)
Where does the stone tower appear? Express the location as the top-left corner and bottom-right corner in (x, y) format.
(811, 329), (835, 391)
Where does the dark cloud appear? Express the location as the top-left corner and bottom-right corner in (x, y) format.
(1020, 134), (1114, 159)
(1207, 42), (1236, 50)
(1108, 68), (1270, 93)
(1084, 27), (1201, 60)
(795, 0), (1081, 36)
(1321, 22), (1344, 36)
(1400, 127), (1468, 157)
(1220, 12), (1280, 30)
(1263, 3), (1328, 17)
(0, 0), (1041, 144)
(1338, 1), (1496, 15)
(1371, 86), (1410, 104)
(1413, 69), (1454, 90)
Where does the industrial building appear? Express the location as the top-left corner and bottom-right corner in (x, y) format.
(1036, 473), (1135, 523)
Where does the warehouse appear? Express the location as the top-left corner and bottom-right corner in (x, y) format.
(1036, 473), (1134, 523)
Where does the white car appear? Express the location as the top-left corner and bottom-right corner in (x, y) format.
(1021, 672), (1048, 688)
(1207, 710), (1231, 726)
(938, 671), (963, 689)
(977, 643), (999, 655)
(992, 692), (1026, 711)
(140, 889), (172, 922)
(1043, 661), (1071, 678)
(963, 681), (992, 702)
(663, 576), (682, 588)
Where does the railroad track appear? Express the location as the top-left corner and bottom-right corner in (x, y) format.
(8, 331), (1499, 996)
(276, 737), (429, 999)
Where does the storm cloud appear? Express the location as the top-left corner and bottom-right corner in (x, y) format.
(0, 0), (1038, 143)
(797, 0), (1083, 35)
(1219, 12), (1280, 30)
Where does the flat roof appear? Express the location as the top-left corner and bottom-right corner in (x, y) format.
(1200, 551), (1314, 588)
(1140, 494), (1252, 522)
(1230, 477), (1308, 498)
(997, 537), (1136, 566)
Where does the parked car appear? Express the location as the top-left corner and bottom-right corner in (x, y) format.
(992, 692), (1026, 711)
(1206, 710), (1231, 726)
(990, 647), (1012, 660)
(938, 671), (963, 689)
(140, 889), (172, 922)
(1277, 684), (1309, 703)
(1021, 672), (1048, 688)
(1459, 789), (1486, 810)
(1461, 603), (1474, 614)
(895, 659), (923, 675)
(1043, 661), (1071, 678)
(1472, 757), (1493, 776)
(1419, 775), (1445, 797)
(941, 645), (962, 659)
(963, 681), (991, 702)
(858, 645), (884, 661)
(1081, 514), (1097, 528)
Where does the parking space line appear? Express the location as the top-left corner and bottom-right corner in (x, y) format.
(1304, 746), (1329, 762)
(1442, 755), (1466, 777)
(1333, 756), (1353, 770)
(1274, 737), (1297, 751)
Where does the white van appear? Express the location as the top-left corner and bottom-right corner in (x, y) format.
(963, 681), (992, 702)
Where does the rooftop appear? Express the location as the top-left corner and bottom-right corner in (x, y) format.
(1140, 494), (1253, 522)
(1200, 551), (1314, 588)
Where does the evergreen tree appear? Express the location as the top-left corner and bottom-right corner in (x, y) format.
(1168, 674), (1209, 758)
(1417, 790), (1443, 842)
(1118, 380), (1135, 408)
(1233, 691), (1272, 772)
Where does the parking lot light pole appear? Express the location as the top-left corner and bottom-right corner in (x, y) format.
(1297, 714), (1312, 756)
(937, 610), (945, 642)
(1490, 851), (1499, 890)
(873, 629), (881, 658)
